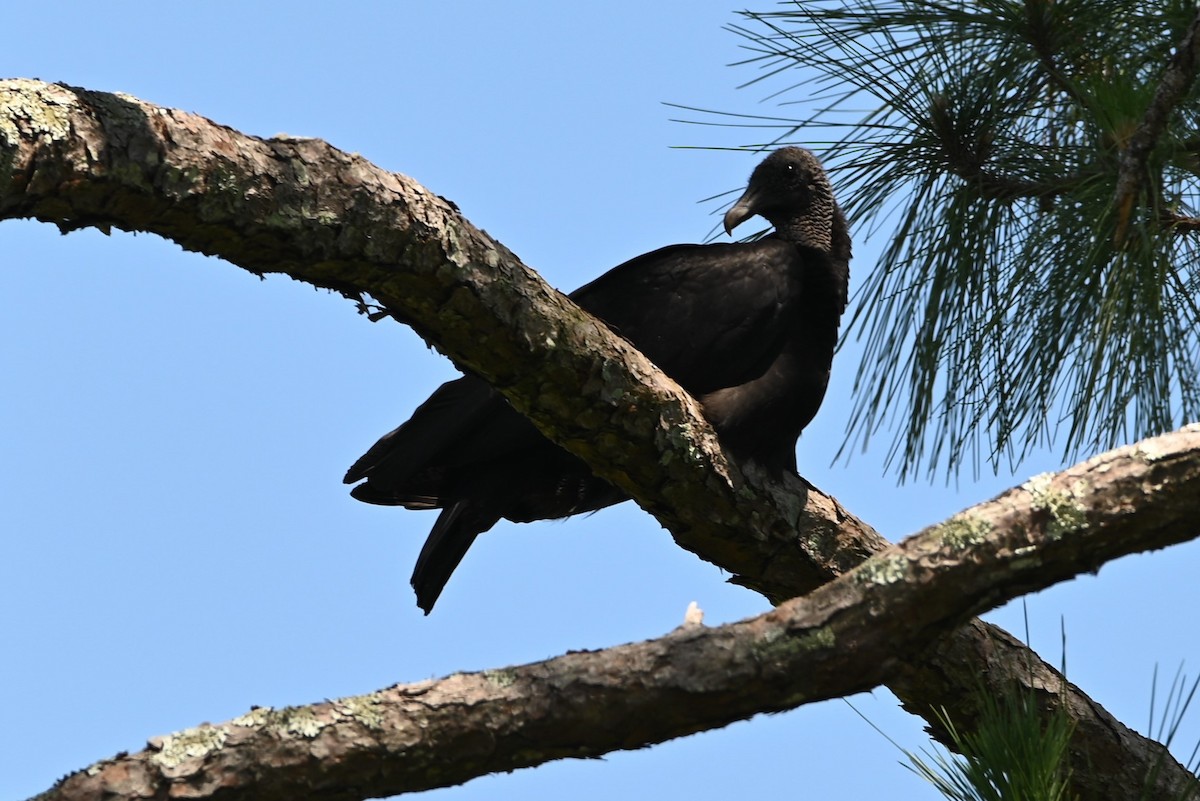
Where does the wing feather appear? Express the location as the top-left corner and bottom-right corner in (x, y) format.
(570, 238), (802, 394)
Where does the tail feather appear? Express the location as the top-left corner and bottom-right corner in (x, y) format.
(349, 481), (439, 509)
(411, 500), (498, 614)
(344, 375), (499, 486)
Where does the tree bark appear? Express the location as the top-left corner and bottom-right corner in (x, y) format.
(3, 79), (1196, 800)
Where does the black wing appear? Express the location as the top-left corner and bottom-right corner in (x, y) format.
(343, 375), (541, 506)
(571, 237), (802, 395)
(346, 234), (806, 504)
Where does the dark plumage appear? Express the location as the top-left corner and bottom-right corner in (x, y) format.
(345, 147), (851, 613)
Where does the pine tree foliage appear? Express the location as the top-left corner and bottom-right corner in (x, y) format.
(716, 0), (1200, 479)
(904, 687), (1075, 801)
(1144, 665), (1200, 799)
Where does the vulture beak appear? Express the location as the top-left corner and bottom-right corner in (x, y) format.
(723, 186), (761, 236)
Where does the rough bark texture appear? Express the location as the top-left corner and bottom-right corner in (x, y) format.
(34, 427), (1200, 801)
(3, 80), (1197, 800)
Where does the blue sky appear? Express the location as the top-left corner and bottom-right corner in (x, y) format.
(3, 3), (1198, 799)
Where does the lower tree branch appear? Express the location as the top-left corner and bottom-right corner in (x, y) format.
(3, 79), (1197, 800)
(37, 425), (1200, 801)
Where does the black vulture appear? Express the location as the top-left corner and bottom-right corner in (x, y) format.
(345, 147), (851, 613)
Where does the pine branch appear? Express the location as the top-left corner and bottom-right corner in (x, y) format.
(1114, 7), (1200, 246)
(726, 1), (1200, 479)
(1166, 211), (1200, 232)
(36, 425), (1200, 801)
(2, 79), (1196, 801)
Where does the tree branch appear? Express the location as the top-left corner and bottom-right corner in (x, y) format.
(3, 79), (1196, 800)
(1114, 6), (1200, 245)
(36, 425), (1200, 801)
(0, 78), (841, 594)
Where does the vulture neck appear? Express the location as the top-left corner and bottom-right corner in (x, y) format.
(773, 190), (836, 253)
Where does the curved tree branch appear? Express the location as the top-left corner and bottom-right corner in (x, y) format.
(0, 78), (849, 594)
(2, 79), (1196, 800)
(36, 425), (1200, 801)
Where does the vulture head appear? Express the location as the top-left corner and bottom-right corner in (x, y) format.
(723, 146), (837, 253)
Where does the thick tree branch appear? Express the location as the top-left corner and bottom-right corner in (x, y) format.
(0, 78), (843, 594)
(2, 80), (1196, 800)
(36, 426), (1200, 801)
